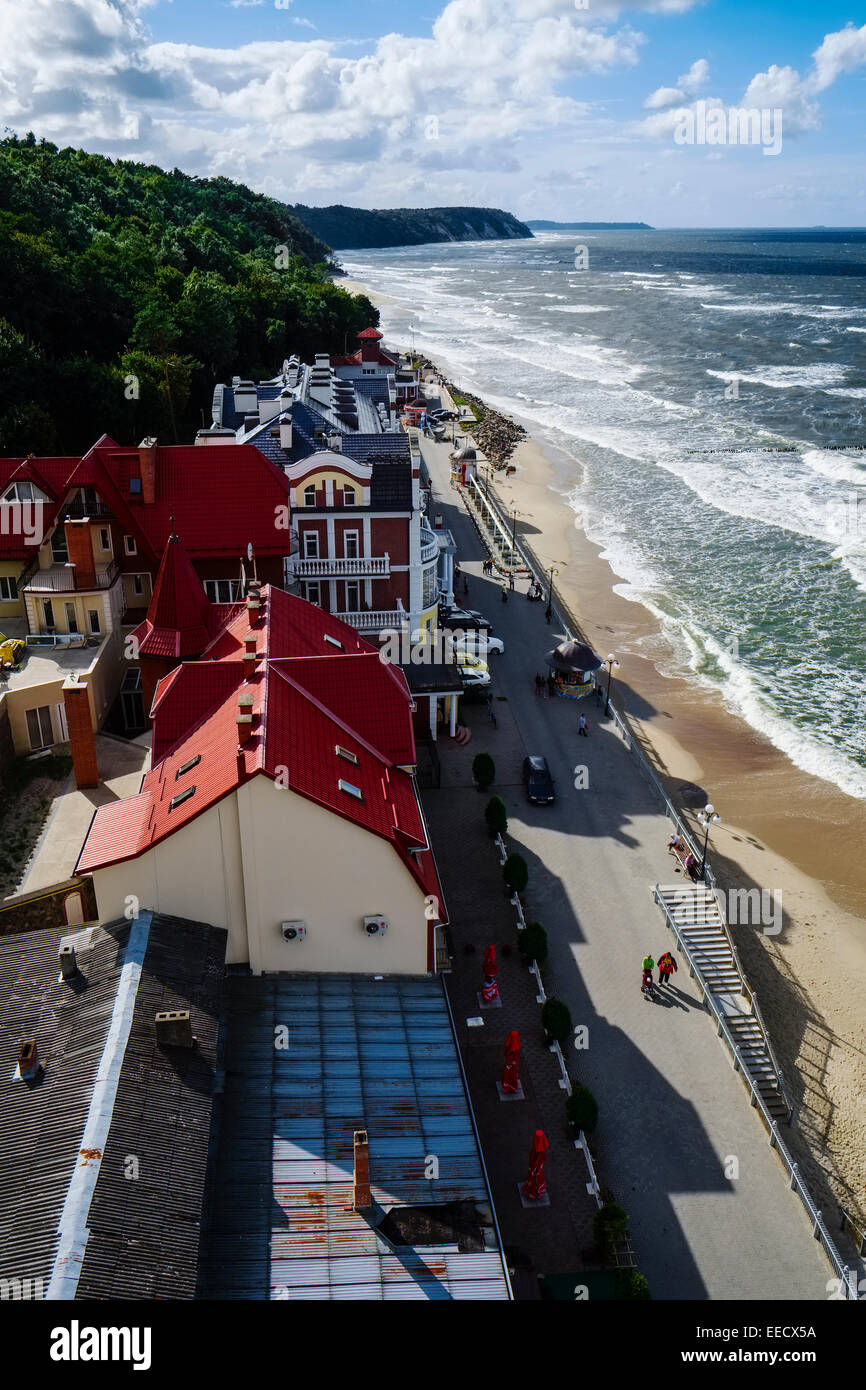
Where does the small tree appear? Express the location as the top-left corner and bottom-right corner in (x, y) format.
(566, 1084), (598, 1134)
(503, 852), (528, 896)
(614, 1269), (651, 1300)
(541, 997), (572, 1044)
(517, 921), (548, 965)
(472, 752), (495, 790)
(593, 1202), (629, 1259)
(484, 795), (508, 837)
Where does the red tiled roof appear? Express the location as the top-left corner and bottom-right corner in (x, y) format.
(76, 586), (444, 914)
(357, 328), (383, 340)
(131, 532), (225, 660)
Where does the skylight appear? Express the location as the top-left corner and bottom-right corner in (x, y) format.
(324, 634), (343, 649)
(335, 745), (359, 765)
(176, 755), (201, 778)
(338, 779), (364, 801)
(169, 785), (197, 810)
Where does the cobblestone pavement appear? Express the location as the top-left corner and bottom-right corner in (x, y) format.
(420, 431), (833, 1301)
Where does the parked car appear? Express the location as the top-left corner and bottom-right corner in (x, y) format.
(452, 633), (505, 657)
(442, 606), (492, 631)
(522, 755), (555, 805)
(457, 654), (491, 688)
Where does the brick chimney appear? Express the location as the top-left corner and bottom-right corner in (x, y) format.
(63, 677), (98, 788)
(138, 436), (158, 506)
(64, 519), (96, 590)
(353, 1130), (372, 1210)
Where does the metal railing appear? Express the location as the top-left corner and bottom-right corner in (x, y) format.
(654, 885), (857, 1298)
(24, 560), (119, 594)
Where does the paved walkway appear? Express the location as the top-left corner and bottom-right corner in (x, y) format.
(420, 430), (834, 1301)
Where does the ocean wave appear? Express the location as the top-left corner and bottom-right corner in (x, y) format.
(705, 365), (849, 390)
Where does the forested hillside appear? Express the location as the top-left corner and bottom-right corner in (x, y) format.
(0, 136), (378, 453)
(289, 204), (532, 249)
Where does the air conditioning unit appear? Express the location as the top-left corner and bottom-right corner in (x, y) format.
(363, 915), (388, 937)
(281, 920), (306, 943)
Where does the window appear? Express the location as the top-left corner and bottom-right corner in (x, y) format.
(303, 531), (319, 559)
(88, 609), (101, 635)
(335, 745), (359, 765)
(176, 755), (201, 778)
(2, 481), (34, 502)
(51, 528), (69, 564)
(169, 785), (197, 810)
(65, 602), (79, 634)
(0, 576), (17, 601)
(344, 531), (359, 559)
(344, 581), (360, 613)
(343, 487), (356, 506)
(303, 484), (316, 506)
(124, 535), (137, 556)
(204, 579), (241, 602)
(98, 528), (111, 552)
(42, 599), (55, 629)
(26, 705), (54, 751)
(129, 477), (142, 496)
(338, 778), (364, 801)
(133, 575), (144, 596)
(304, 582), (321, 606)
(362, 367), (376, 375)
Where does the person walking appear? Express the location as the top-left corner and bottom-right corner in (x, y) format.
(578, 713), (589, 737)
(594, 682), (604, 708)
(501, 584), (508, 604)
(544, 605), (552, 624)
(658, 950), (678, 986)
(641, 953), (655, 995)
(546, 673), (555, 699)
(534, 673), (543, 697)
(463, 575), (470, 596)
(508, 572), (515, 592)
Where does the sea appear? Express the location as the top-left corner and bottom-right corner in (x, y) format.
(341, 229), (866, 801)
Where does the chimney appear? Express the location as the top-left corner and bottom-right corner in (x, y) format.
(138, 436), (158, 506)
(243, 634), (258, 672)
(64, 519), (96, 590)
(279, 415), (293, 450)
(17, 1040), (39, 1080)
(155, 1010), (195, 1049)
(63, 677), (98, 788)
(59, 944), (78, 980)
(353, 1130), (372, 1210)
(237, 691), (254, 744)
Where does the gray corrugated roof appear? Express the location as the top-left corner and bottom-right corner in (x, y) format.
(198, 974), (509, 1300)
(0, 915), (225, 1301)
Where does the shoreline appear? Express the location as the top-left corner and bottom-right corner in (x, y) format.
(343, 275), (866, 1224)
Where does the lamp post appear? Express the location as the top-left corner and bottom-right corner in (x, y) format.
(546, 565), (558, 623)
(697, 803), (721, 880)
(604, 652), (620, 716)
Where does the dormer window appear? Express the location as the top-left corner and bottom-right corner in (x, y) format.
(303, 485), (316, 506)
(2, 481), (35, 503)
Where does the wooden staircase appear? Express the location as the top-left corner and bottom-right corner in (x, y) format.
(654, 884), (791, 1123)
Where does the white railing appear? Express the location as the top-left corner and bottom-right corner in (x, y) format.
(575, 1131), (603, 1207)
(334, 608), (409, 631)
(654, 885), (859, 1299)
(294, 554), (390, 578)
(420, 534), (440, 563)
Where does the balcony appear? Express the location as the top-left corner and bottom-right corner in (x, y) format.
(59, 498), (115, 521)
(420, 530), (439, 564)
(294, 554), (390, 579)
(23, 560), (120, 594)
(334, 609), (411, 632)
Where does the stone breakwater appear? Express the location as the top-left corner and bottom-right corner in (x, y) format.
(444, 382), (527, 467)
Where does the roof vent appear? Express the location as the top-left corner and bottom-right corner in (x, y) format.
(17, 1040), (40, 1080)
(154, 1010), (195, 1049)
(353, 1130), (372, 1211)
(59, 944), (78, 980)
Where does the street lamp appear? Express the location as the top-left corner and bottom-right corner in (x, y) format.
(697, 802), (721, 880)
(604, 652), (620, 716)
(546, 565), (558, 623)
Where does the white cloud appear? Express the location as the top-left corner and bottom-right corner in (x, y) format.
(644, 56), (708, 108)
(679, 58), (708, 92)
(808, 22), (866, 92)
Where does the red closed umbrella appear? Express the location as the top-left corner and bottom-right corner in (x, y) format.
(502, 1030), (520, 1094)
(481, 943), (499, 1004)
(522, 1129), (550, 1201)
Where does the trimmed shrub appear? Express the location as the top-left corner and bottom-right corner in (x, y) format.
(472, 752), (495, 789)
(593, 1202), (629, 1257)
(517, 921), (548, 965)
(566, 1084), (598, 1135)
(614, 1269), (651, 1300)
(541, 996), (572, 1043)
(484, 794), (508, 837)
(503, 852), (528, 895)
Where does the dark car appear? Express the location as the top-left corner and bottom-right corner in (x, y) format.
(523, 755), (555, 805)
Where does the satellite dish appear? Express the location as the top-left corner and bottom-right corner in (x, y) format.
(247, 543), (254, 563)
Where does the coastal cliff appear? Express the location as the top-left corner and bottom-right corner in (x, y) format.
(289, 204), (533, 249)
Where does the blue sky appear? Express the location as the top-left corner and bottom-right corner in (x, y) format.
(1, 0), (864, 225)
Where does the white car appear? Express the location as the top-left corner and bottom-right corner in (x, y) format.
(457, 654), (491, 688)
(452, 634), (504, 658)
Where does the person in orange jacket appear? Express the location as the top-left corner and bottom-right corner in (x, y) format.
(658, 950), (678, 986)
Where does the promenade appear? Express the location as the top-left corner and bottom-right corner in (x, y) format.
(418, 429), (834, 1300)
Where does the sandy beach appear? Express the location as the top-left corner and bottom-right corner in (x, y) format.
(342, 274), (866, 1234)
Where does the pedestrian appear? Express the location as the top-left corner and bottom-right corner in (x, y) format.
(501, 584), (508, 604)
(508, 572), (515, 592)
(463, 575), (469, 597)
(544, 605), (552, 624)
(658, 951), (678, 986)
(641, 953), (655, 992)
(534, 673), (542, 696)
(546, 673), (555, 699)
(578, 713), (589, 737)
(594, 682), (604, 708)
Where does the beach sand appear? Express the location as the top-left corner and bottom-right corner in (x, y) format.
(342, 275), (866, 1233)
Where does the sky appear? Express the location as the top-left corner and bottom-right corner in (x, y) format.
(0, 0), (864, 226)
